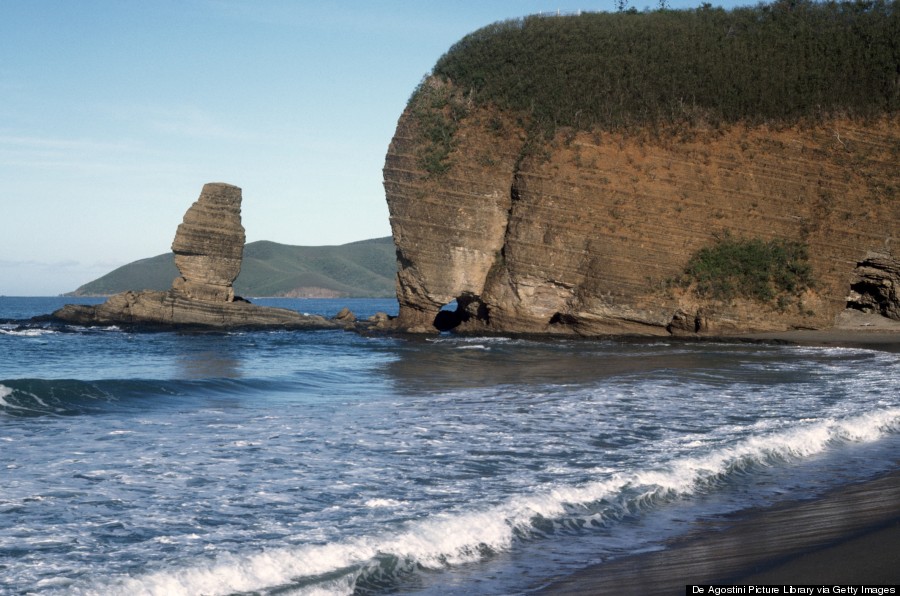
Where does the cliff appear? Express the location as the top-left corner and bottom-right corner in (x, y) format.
(383, 4), (900, 335)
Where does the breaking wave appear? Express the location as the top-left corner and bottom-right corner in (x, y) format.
(66, 406), (900, 596)
(0, 377), (278, 417)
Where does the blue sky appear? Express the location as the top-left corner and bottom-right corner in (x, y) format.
(1, 0), (746, 296)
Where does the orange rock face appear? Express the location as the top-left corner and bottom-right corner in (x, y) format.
(383, 82), (900, 335)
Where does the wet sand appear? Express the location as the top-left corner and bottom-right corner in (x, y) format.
(740, 311), (900, 352)
(537, 470), (900, 594)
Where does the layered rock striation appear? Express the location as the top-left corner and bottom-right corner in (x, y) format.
(847, 252), (900, 321)
(171, 182), (245, 302)
(383, 85), (900, 335)
(52, 183), (341, 330)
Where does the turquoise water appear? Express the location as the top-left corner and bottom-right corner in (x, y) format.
(2, 297), (899, 594)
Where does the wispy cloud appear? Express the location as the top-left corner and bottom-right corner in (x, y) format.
(0, 258), (83, 270)
(101, 103), (261, 142)
(0, 101), (260, 174)
(0, 137), (150, 175)
(147, 107), (254, 141)
(0, 128), (195, 175)
(0, 134), (137, 153)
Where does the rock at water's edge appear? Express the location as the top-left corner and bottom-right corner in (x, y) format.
(49, 183), (343, 330)
(51, 290), (339, 330)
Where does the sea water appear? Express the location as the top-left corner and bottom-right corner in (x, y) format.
(1, 296), (899, 595)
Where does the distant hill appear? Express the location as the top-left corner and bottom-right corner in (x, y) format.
(69, 237), (397, 298)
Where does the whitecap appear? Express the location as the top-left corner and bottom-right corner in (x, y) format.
(72, 407), (900, 596)
(364, 498), (405, 508)
(0, 327), (57, 337)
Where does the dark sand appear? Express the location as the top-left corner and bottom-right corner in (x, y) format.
(742, 311), (900, 352)
(536, 463), (900, 595)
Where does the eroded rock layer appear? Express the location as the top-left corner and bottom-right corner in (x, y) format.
(383, 87), (900, 335)
(52, 290), (338, 330)
(171, 182), (245, 302)
(847, 253), (900, 320)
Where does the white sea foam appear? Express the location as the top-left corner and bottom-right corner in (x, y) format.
(0, 327), (56, 337)
(77, 406), (900, 596)
(364, 498), (405, 508)
(427, 336), (514, 345)
(0, 384), (23, 412)
(0, 384), (60, 416)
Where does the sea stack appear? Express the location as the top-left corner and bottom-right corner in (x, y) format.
(171, 182), (246, 302)
(49, 183), (345, 330)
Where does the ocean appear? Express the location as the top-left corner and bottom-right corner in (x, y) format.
(1, 296), (899, 595)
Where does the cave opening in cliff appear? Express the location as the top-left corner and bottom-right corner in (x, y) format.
(433, 302), (463, 331)
(432, 294), (487, 332)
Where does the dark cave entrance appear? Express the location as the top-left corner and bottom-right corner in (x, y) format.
(432, 294), (487, 332)
(433, 300), (462, 331)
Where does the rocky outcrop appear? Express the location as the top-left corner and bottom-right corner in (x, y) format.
(383, 83), (900, 335)
(50, 289), (339, 329)
(847, 253), (900, 320)
(171, 182), (245, 302)
(51, 183), (341, 330)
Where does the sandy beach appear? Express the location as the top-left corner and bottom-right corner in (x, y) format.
(740, 311), (900, 352)
(537, 469), (900, 594)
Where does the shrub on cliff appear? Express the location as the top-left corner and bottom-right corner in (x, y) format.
(679, 234), (814, 304)
(408, 78), (468, 176)
(428, 0), (899, 133)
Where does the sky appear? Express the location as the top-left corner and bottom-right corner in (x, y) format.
(1, 0), (745, 296)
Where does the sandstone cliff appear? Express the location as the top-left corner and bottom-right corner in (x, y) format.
(52, 183), (341, 330)
(384, 87), (900, 335)
(383, 4), (899, 336)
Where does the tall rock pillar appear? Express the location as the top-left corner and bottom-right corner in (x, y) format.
(171, 182), (246, 302)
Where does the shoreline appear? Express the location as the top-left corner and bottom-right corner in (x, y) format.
(737, 310), (900, 350)
(738, 330), (900, 352)
(536, 469), (900, 594)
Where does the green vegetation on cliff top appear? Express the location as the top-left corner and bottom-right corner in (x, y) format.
(70, 237), (396, 298)
(424, 0), (898, 132)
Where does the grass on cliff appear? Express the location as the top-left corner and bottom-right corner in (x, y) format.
(410, 79), (468, 176)
(422, 0), (898, 135)
(677, 234), (814, 306)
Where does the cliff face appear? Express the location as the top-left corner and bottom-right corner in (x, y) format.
(384, 84), (900, 335)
